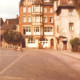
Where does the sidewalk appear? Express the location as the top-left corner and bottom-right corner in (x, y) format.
(60, 50), (80, 60)
(43, 49), (80, 60)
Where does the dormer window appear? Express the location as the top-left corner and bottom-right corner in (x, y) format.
(44, 0), (50, 2)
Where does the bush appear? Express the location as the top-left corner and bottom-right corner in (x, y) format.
(3, 31), (23, 45)
(70, 38), (80, 52)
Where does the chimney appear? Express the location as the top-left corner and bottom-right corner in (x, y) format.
(7, 20), (9, 24)
(16, 15), (19, 19)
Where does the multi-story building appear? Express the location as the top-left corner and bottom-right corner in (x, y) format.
(54, 0), (80, 50)
(19, 0), (55, 49)
(19, 0), (80, 50)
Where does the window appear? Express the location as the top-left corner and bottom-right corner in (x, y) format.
(34, 27), (40, 32)
(23, 26), (31, 35)
(44, 8), (47, 13)
(69, 23), (74, 31)
(28, 7), (31, 13)
(28, 38), (35, 43)
(26, 26), (31, 32)
(40, 38), (48, 44)
(50, 17), (53, 23)
(35, 16), (40, 22)
(28, 16), (31, 23)
(35, 6), (40, 12)
(69, 9), (73, 16)
(50, 8), (53, 13)
(23, 7), (26, 13)
(44, 27), (53, 32)
(44, 17), (47, 23)
(23, 16), (26, 23)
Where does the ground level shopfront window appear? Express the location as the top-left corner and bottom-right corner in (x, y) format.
(28, 38), (36, 48)
(39, 38), (48, 48)
(28, 38), (35, 43)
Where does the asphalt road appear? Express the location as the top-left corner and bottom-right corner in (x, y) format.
(0, 49), (80, 80)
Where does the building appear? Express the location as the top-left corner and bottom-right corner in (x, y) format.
(54, 0), (80, 50)
(5, 16), (19, 32)
(1, 17), (19, 48)
(19, 0), (56, 49)
(0, 18), (4, 47)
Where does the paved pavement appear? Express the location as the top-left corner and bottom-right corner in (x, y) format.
(0, 49), (80, 80)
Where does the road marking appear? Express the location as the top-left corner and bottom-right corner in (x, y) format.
(0, 51), (30, 75)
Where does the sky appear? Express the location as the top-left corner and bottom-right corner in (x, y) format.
(0, 0), (20, 21)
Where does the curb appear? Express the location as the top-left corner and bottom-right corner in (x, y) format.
(61, 52), (80, 60)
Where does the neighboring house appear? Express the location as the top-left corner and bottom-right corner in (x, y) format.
(0, 18), (4, 47)
(5, 16), (19, 32)
(1, 17), (19, 48)
(19, 0), (55, 49)
(54, 0), (80, 50)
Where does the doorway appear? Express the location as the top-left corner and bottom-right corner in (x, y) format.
(50, 39), (54, 49)
(63, 41), (67, 50)
(22, 38), (26, 48)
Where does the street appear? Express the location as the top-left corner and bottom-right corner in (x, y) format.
(0, 49), (80, 80)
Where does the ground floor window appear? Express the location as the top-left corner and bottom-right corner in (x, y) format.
(28, 38), (35, 43)
(40, 38), (48, 43)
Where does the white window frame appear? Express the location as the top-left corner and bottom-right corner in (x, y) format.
(23, 7), (26, 13)
(23, 26), (31, 35)
(23, 16), (26, 23)
(28, 16), (31, 23)
(50, 8), (53, 13)
(44, 8), (47, 13)
(28, 7), (31, 13)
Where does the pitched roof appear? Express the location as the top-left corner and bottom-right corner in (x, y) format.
(33, 0), (55, 5)
(1, 24), (16, 30)
(5, 18), (19, 25)
(20, 0), (56, 6)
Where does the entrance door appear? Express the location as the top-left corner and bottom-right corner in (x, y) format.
(50, 39), (54, 49)
(63, 41), (67, 50)
(22, 39), (25, 48)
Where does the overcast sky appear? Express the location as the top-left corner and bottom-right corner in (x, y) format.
(0, 0), (20, 21)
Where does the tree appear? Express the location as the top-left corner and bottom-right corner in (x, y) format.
(3, 31), (23, 46)
(70, 38), (80, 52)
(73, 0), (80, 38)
